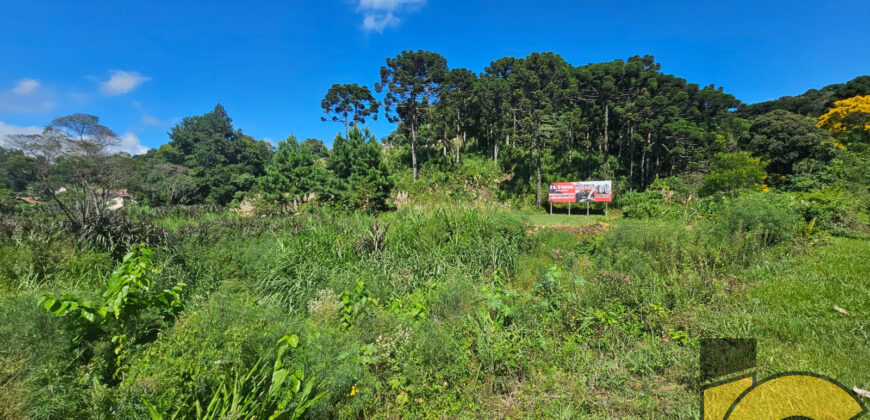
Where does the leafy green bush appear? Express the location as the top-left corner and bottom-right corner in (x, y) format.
(117, 289), (296, 417)
(147, 334), (324, 420)
(713, 192), (803, 245)
(392, 156), (502, 204)
(619, 190), (667, 218)
(700, 152), (767, 196)
(793, 189), (868, 236)
(650, 176), (694, 203)
(38, 245), (185, 381)
(619, 177), (716, 220)
(0, 187), (23, 213)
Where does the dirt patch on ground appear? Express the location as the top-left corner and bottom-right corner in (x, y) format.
(527, 222), (612, 237)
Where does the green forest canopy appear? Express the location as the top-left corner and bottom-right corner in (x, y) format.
(2, 52), (868, 208)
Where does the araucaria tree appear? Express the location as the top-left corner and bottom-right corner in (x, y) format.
(321, 83), (380, 138)
(376, 50), (448, 181)
(327, 127), (393, 211)
(259, 135), (329, 212)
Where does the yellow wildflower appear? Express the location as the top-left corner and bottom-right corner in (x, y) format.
(350, 384), (359, 396)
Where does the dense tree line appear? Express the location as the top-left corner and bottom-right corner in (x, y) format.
(737, 75), (870, 117)
(2, 52), (868, 211)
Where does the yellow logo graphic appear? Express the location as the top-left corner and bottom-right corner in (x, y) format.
(703, 372), (866, 420)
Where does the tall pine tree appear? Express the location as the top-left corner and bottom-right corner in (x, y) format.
(327, 127), (393, 211)
(259, 135), (329, 212)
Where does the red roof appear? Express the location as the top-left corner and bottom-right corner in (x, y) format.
(15, 196), (44, 205)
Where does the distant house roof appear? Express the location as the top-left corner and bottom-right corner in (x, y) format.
(15, 196), (44, 205)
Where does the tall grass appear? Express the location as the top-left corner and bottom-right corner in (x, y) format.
(1, 196), (866, 418)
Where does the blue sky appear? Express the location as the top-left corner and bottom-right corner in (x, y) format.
(1, 0), (868, 154)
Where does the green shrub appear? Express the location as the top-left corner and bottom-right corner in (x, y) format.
(148, 333), (324, 420)
(38, 245), (186, 382)
(789, 189), (867, 236)
(0, 294), (87, 419)
(714, 192), (803, 245)
(700, 152), (767, 196)
(619, 181), (716, 221)
(116, 289), (296, 417)
(392, 156), (502, 204)
(650, 176), (694, 203)
(619, 190), (667, 218)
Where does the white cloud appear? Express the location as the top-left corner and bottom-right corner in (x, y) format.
(362, 12), (402, 32)
(359, 0), (424, 11)
(11, 78), (39, 95)
(356, 0), (425, 32)
(141, 114), (160, 126)
(110, 132), (149, 155)
(0, 80), (54, 113)
(100, 71), (150, 95)
(0, 121), (43, 147)
(1, 122), (149, 156)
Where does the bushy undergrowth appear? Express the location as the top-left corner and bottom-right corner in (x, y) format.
(392, 156), (504, 205)
(1, 198), (865, 418)
(713, 192), (803, 245)
(620, 178), (868, 238)
(792, 189), (868, 236)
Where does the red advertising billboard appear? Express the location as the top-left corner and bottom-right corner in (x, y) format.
(547, 180), (612, 203)
(547, 182), (577, 202)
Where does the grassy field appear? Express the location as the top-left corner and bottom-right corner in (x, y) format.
(1, 202), (868, 418)
(524, 211), (618, 227)
(706, 236), (870, 388)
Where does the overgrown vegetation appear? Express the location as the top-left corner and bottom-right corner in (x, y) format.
(1, 57), (869, 418)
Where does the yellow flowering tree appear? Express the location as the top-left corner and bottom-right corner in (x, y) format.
(817, 95), (870, 137)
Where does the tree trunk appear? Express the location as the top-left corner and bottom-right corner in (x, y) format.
(603, 103), (609, 155)
(535, 136), (542, 208)
(642, 132), (650, 187)
(443, 123), (448, 158)
(459, 130), (465, 164)
(410, 123), (418, 181)
(628, 124), (634, 191)
(494, 134), (499, 166)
